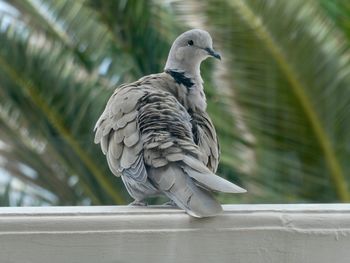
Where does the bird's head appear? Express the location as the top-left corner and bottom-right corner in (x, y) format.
(165, 29), (221, 75)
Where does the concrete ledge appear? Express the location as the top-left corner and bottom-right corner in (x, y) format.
(0, 204), (350, 263)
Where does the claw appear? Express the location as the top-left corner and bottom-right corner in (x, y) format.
(162, 200), (178, 207)
(128, 200), (148, 206)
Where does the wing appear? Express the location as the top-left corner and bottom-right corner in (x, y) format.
(94, 81), (147, 182)
(191, 111), (220, 172)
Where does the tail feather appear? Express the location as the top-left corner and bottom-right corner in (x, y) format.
(183, 166), (247, 193)
(183, 156), (247, 193)
(149, 164), (222, 218)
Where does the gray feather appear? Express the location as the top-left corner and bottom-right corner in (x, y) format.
(106, 150), (120, 176)
(101, 134), (109, 155)
(123, 155), (147, 183)
(120, 146), (139, 169)
(116, 111), (137, 129)
(151, 158), (168, 168)
(124, 131), (139, 147)
(159, 141), (174, 149)
(113, 129), (125, 144)
(166, 153), (184, 162)
(109, 134), (123, 159)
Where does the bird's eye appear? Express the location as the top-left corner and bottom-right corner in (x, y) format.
(187, 40), (194, 46)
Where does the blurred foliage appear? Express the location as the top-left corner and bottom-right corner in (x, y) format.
(0, 0), (350, 206)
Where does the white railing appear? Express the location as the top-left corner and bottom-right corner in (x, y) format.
(0, 204), (349, 263)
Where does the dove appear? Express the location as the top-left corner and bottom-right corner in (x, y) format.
(94, 29), (246, 218)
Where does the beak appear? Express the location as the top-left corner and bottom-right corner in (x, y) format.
(205, 47), (221, 60)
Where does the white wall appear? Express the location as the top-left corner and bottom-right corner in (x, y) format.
(0, 204), (349, 263)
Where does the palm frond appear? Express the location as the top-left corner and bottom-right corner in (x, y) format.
(0, 17), (126, 204)
(4, 0), (133, 76)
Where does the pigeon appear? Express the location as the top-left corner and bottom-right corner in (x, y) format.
(94, 29), (246, 218)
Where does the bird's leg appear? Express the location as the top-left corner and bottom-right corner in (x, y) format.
(128, 200), (148, 206)
(161, 199), (178, 208)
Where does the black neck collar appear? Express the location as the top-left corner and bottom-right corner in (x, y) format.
(165, 69), (194, 88)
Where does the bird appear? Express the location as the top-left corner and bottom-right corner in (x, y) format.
(94, 29), (246, 218)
